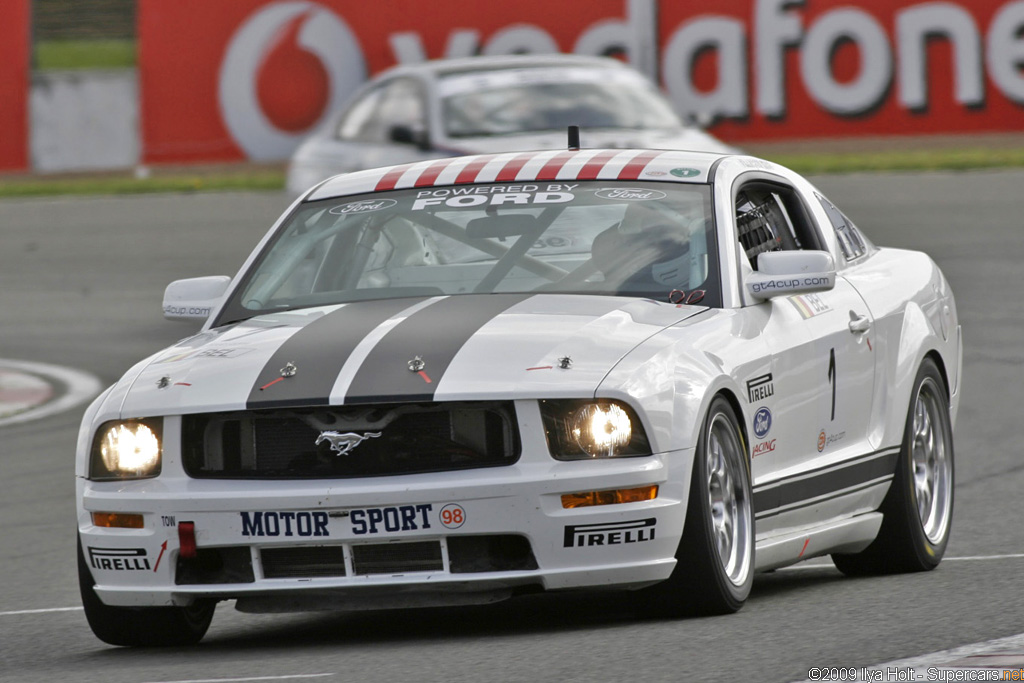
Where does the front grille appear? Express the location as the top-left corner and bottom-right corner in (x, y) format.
(351, 541), (443, 575)
(182, 402), (519, 479)
(262, 546), (347, 579)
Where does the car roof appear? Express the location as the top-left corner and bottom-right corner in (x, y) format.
(373, 54), (640, 81)
(306, 148), (735, 201)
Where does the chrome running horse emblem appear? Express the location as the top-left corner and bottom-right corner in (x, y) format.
(315, 431), (382, 456)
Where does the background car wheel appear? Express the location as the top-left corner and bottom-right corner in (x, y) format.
(832, 357), (954, 576)
(78, 537), (215, 646)
(642, 395), (754, 616)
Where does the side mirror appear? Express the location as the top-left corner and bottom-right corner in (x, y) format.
(163, 276), (231, 321)
(389, 124), (431, 151)
(746, 251), (836, 300)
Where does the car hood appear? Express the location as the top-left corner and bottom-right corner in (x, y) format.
(441, 126), (739, 156)
(115, 294), (706, 417)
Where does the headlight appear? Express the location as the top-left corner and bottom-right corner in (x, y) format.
(89, 419), (163, 480)
(540, 400), (651, 460)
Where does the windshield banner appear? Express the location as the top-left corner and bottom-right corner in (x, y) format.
(138, 0), (1024, 163)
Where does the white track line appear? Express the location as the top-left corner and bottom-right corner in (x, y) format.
(0, 358), (102, 427)
(0, 606), (83, 616)
(141, 676), (333, 683)
(4, 552), (1023, 617)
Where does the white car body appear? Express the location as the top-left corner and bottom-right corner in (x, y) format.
(286, 54), (737, 196)
(77, 148), (960, 642)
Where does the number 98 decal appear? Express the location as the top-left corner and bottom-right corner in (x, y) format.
(439, 503), (466, 529)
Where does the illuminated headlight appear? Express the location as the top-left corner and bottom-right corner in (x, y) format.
(89, 419), (162, 480)
(540, 400), (651, 460)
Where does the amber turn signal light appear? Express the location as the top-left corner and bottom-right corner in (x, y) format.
(92, 512), (145, 529)
(561, 485), (658, 509)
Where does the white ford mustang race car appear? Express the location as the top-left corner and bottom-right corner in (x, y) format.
(76, 146), (960, 646)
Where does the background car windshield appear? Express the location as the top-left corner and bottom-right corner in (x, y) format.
(439, 67), (682, 137)
(223, 181), (716, 322)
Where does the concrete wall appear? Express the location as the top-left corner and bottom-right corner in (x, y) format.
(30, 69), (139, 173)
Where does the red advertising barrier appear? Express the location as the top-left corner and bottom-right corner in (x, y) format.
(138, 0), (1024, 163)
(0, 0), (30, 172)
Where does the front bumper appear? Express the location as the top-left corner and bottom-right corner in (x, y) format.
(78, 450), (691, 611)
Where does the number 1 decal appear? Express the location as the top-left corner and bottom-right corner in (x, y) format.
(827, 347), (836, 421)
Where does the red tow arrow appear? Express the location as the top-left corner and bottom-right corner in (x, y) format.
(153, 540), (167, 573)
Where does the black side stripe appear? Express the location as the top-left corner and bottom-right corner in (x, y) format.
(344, 293), (531, 404)
(753, 448), (900, 517)
(247, 298), (429, 409)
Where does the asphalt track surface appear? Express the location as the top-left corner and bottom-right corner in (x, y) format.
(1, 172), (1021, 683)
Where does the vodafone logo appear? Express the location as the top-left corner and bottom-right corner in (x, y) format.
(218, 2), (366, 160)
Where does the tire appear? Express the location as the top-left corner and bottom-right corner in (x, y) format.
(832, 357), (954, 576)
(642, 395), (754, 616)
(78, 536), (215, 646)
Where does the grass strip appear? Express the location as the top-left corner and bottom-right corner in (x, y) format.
(35, 39), (136, 70)
(2, 147), (1024, 198)
(0, 171), (285, 198)
(768, 147), (1024, 174)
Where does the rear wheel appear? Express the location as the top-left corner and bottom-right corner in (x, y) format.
(642, 396), (753, 615)
(78, 537), (215, 646)
(832, 358), (954, 575)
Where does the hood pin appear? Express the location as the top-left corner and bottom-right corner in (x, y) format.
(156, 376), (171, 389)
(558, 356), (573, 370)
(259, 361), (297, 391)
(408, 356), (432, 384)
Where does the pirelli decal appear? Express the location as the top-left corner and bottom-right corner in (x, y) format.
(246, 297), (429, 409)
(563, 518), (657, 548)
(752, 448), (900, 519)
(344, 293), (531, 404)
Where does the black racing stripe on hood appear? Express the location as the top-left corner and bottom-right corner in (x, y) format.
(344, 293), (531, 404)
(246, 298), (430, 409)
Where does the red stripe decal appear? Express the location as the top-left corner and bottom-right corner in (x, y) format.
(374, 166), (409, 192)
(415, 159), (456, 187)
(797, 538), (810, 558)
(526, 366), (553, 371)
(494, 153), (535, 182)
(454, 156), (494, 184)
(259, 377), (284, 391)
(617, 151), (663, 180)
(418, 370), (432, 384)
(535, 151), (578, 181)
(575, 150), (620, 180)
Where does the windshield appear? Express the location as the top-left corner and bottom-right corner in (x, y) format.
(439, 67), (683, 138)
(218, 181), (717, 325)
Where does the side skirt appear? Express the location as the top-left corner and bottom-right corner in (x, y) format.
(754, 512), (884, 572)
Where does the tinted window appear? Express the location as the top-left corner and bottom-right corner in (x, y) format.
(816, 193), (867, 261)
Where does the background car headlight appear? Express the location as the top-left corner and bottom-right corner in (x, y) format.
(89, 419), (162, 480)
(540, 400), (651, 460)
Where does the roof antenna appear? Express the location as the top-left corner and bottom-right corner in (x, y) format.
(567, 125), (580, 151)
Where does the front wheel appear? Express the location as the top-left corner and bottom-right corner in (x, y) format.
(641, 396), (754, 616)
(832, 357), (954, 575)
(78, 537), (215, 646)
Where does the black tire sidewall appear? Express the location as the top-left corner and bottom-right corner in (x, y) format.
(684, 396), (754, 609)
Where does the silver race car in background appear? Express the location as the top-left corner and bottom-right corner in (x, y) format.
(78, 147), (959, 645)
(285, 55), (737, 195)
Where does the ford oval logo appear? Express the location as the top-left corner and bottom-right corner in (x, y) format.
(329, 198), (397, 215)
(594, 188), (668, 201)
(753, 407), (772, 439)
